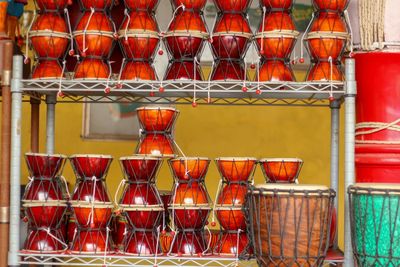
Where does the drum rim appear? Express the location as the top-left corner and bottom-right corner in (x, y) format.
(259, 158), (303, 163)
(29, 30), (70, 38)
(349, 183), (400, 193)
(255, 30), (299, 39)
(73, 30), (115, 37)
(136, 106), (178, 112)
(164, 30), (209, 38)
(69, 154), (113, 159)
(119, 204), (164, 211)
(119, 155), (163, 161)
(212, 32), (253, 38)
(25, 152), (67, 158)
(22, 200), (68, 207)
(306, 31), (349, 40)
(70, 250), (115, 255)
(73, 78), (110, 81)
(215, 157), (258, 161)
(252, 183), (332, 194)
(117, 30), (159, 38)
(22, 248), (67, 253)
(214, 204), (243, 210)
(70, 201), (114, 208)
(168, 204), (211, 209)
(169, 156), (210, 162)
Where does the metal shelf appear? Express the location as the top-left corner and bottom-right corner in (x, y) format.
(20, 79), (345, 106)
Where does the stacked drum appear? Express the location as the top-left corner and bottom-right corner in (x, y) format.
(117, 156), (163, 255)
(211, 0), (252, 81)
(28, 0), (70, 79)
(255, 0), (298, 82)
(72, 0), (115, 80)
(163, 0), (208, 80)
(213, 157), (256, 257)
(259, 158), (303, 183)
(118, 0), (160, 81)
(168, 157), (212, 256)
(305, 0), (349, 81)
(136, 106), (179, 158)
(22, 153), (68, 253)
(69, 155), (114, 254)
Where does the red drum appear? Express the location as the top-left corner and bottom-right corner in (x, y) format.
(25, 153), (66, 179)
(170, 231), (207, 256)
(258, 60), (294, 82)
(120, 156), (162, 183)
(211, 14), (252, 59)
(354, 52), (400, 143)
(32, 60), (63, 79)
(215, 184), (247, 230)
(306, 12), (348, 61)
(23, 201), (67, 228)
(164, 10), (208, 59)
(121, 61), (157, 81)
(211, 60), (246, 81)
(74, 58), (110, 80)
(169, 157), (210, 181)
(30, 13), (69, 58)
(119, 11), (159, 60)
(165, 61), (203, 81)
(124, 0), (158, 11)
(313, 0), (349, 12)
(255, 12), (298, 59)
(23, 179), (65, 201)
(70, 202), (114, 228)
(137, 134), (176, 157)
(23, 229), (66, 253)
(70, 154), (113, 179)
(172, 0), (206, 10)
(74, 11), (114, 57)
(35, 0), (69, 10)
(214, 231), (249, 256)
(215, 157), (257, 183)
(71, 229), (114, 254)
(173, 183), (210, 206)
(80, 0), (112, 10)
(330, 207), (337, 248)
(307, 61), (343, 81)
(137, 106), (179, 132)
(217, 184), (247, 206)
(214, 0), (251, 13)
(259, 158), (303, 183)
(124, 230), (160, 255)
(119, 183), (163, 229)
(72, 179), (110, 202)
(260, 0), (293, 9)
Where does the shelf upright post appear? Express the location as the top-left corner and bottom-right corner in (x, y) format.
(344, 57), (356, 267)
(329, 99), (340, 249)
(46, 94), (56, 154)
(8, 55), (23, 267)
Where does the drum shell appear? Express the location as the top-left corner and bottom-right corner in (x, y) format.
(211, 60), (246, 81)
(355, 144), (400, 183)
(215, 208), (246, 231)
(125, 208), (163, 230)
(349, 185), (400, 266)
(121, 37), (159, 60)
(25, 153), (65, 179)
(30, 13), (69, 58)
(169, 158), (210, 181)
(120, 183), (161, 206)
(313, 0), (348, 12)
(217, 184), (247, 206)
(32, 60), (63, 79)
(171, 207), (210, 229)
(120, 156), (162, 182)
(214, 0), (251, 12)
(170, 231), (207, 255)
(35, 0), (69, 10)
(121, 61), (156, 81)
(354, 52), (400, 142)
(164, 61), (203, 81)
(172, 0), (206, 10)
(67, 217), (77, 246)
(307, 62), (343, 81)
(136, 107), (178, 132)
(24, 203), (67, 228)
(214, 231), (249, 256)
(256, 36), (296, 59)
(173, 183), (210, 206)
(72, 180), (110, 202)
(23, 179), (65, 201)
(74, 58), (110, 80)
(80, 0), (112, 11)
(124, 230), (160, 255)
(216, 158), (256, 182)
(306, 37), (346, 60)
(259, 60), (294, 82)
(260, 0), (293, 9)
(74, 12), (114, 57)
(23, 229), (65, 253)
(137, 133), (176, 157)
(71, 229), (113, 254)
(260, 159), (302, 183)
(70, 155), (112, 179)
(124, 0), (158, 11)
(310, 12), (347, 34)
(165, 34), (205, 59)
(72, 204), (113, 228)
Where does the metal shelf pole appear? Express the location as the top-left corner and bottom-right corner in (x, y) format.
(8, 55), (23, 267)
(344, 58), (356, 267)
(330, 99), (340, 249)
(46, 95), (56, 154)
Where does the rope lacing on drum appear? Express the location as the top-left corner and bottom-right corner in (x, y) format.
(211, 179), (222, 226)
(355, 118), (400, 144)
(24, 10), (36, 64)
(105, 61), (113, 93)
(343, 10), (353, 55)
(114, 179), (126, 205)
(123, 9), (131, 43)
(300, 12), (315, 63)
(64, 8), (74, 55)
(85, 175), (97, 227)
(44, 227), (69, 251)
(116, 58), (125, 88)
(260, 6), (267, 55)
(103, 226), (111, 267)
(169, 181), (179, 236)
(202, 225), (212, 255)
(192, 57), (199, 106)
(58, 60), (66, 97)
(82, 8), (96, 55)
(209, 12), (218, 42)
(235, 229), (243, 265)
(60, 175), (71, 199)
(243, 61), (247, 91)
(154, 226), (161, 267)
(166, 4), (185, 33)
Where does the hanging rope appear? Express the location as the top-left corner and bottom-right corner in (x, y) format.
(359, 0), (386, 50)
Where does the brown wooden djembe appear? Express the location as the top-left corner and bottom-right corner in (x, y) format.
(247, 184), (335, 267)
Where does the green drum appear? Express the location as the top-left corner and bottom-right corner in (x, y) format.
(349, 183), (400, 266)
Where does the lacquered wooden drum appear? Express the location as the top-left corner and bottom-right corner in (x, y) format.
(165, 61), (203, 81)
(214, 231), (249, 256)
(313, 0), (349, 12)
(307, 61), (343, 81)
(137, 134), (176, 157)
(80, 0), (112, 11)
(169, 157), (210, 181)
(120, 156), (162, 183)
(70, 154), (113, 179)
(124, 230), (161, 256)
(120, 61), (157, 81)
(137, 106), (179, 132)
(211, 13), (252, 59)
(74, 58), (110, 80)
(71, 229), (114, 254)
(258, 60), (294, 82)
(23, 201), (67, 228)
(172, 0), (206, 10)
(259, 158), (303, 183)
(349, 184), (400, 266)
(164, 10), (208, 59)
(23, 229), (66, 253)
(30, 13), (69, 58)
(35, 0), (69, 10)
(215, 157), (257, 183)
(25, 153), (66, 179)
(214, 0), (251, 13)
(32, 60), (64, 79)
(70, 202), (114, 228)
(260, 0), (293, 9)
(248, 184), (335, 267)
(170, 230), (207, 256)
(119, 11), (159, 60)
(23, 179), (65, 201)
(211, 60), (246, 81)
(73, 11), (114, 57)
(255, 12), (298, 59)
(124, 0), (158, 11)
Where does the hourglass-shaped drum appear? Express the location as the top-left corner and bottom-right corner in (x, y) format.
(22, 153), (68, 253)
(136, 107), (179, 157)
(259, 158), (303, 183)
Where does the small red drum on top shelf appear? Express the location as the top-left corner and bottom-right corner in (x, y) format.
(119, 11), (159, 60)
(215, 157), (257, 183)
(29, 13), (69, 59)
(255, 12), (298, 60)
(211, 13), (252, 59)
(73, 11), (115, 58)
(313, 0), (349, 12)
(164, 10), (208, 60)
(259, 158), (303, 183)
(124, 0), (158, 11)
(213, 0), (251, 13)
(169, 157), (210, 182)
(258, 60), (294, 82)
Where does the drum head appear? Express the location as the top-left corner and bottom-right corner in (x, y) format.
(252, 184), (332, 195)
(349, 183), (400, 194)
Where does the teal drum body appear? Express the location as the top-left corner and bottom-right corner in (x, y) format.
(349, 183), (400, 267)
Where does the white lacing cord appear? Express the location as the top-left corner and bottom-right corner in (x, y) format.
(85, 175), (97, 227)
(64, 8), (74, 55)
(207, 61), (215, 102)
(103, 227), (110, 266)
(24, 10), (36, 64)
(257, 59), (260, 92)
(235, 229), (243, 266)
(44, 227), (68, 250)
(301, 12), (315, 61)
(111, 18), (118, 39)
(328, 56), (333, 98)
(124, 9), (131, 42)
(166, 4), (185, 32)
(59, 175), (70, 199)
(209, 12), (218, 42)
(105, 61), (113, 92)
(58, 60), (66, 96)
(167, 228), (178, 256)
(242, 61), (247, 89)
(169, 181), (179, 235)
(117, 58), (126, 87)
(211, 179), (222, 225)
(154, 226), (161, 266)
(114, 179), (125, 205)
(193, 58), (197, 105)
(260, 6), (267, 54)
(202, 225), (212, 255)
(82, 8), (95, 55)
(172, 138), (186, 159)
(355, 119), (400, 144)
